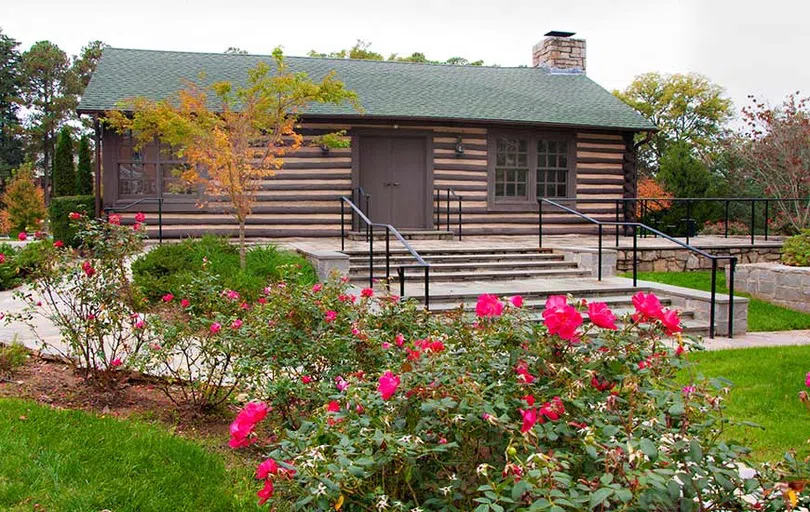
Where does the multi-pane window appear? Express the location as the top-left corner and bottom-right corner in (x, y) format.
(117, 132), (157, 197)
(494, 137), (529, 199)
(491, 133), (571, 204)
(537, 139), (568, 198)
(117, 132), (194, 197)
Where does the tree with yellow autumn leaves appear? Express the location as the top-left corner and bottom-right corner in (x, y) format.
(106, 48), (360, 267)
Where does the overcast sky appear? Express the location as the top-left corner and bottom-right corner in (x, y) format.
(3, 0), (807, 118)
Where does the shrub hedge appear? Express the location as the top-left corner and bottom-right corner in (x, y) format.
(782, 229), (810, 267)
(47, 195), (94, 247)
(131, 235), (317, 302)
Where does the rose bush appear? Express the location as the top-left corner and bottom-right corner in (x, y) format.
(228, 292), (807, 510)
(6, 213), (150, 387)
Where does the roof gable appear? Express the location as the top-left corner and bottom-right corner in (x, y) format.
(78, 47), (655, 131)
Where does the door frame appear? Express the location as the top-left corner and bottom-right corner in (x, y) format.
(350, 129), (434, 229)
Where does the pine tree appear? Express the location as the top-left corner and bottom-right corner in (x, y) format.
(76, 135), (92, 195)
(52, 126), (75, 196)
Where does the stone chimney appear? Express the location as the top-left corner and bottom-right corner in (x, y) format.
(532, 31), (586, 74)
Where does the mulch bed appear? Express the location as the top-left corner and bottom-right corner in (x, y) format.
(0, 352), (233, 441)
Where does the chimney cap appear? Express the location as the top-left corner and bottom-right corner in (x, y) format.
(544, 30), (576, 38)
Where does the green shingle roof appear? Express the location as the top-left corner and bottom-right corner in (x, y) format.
(78, 47), (655, 131)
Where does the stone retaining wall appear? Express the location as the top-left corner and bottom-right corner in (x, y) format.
(617, 245), (781, 273)
(729, 262), (810, 313)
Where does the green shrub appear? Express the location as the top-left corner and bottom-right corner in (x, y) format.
(48, 195), (94, 247)
(781, 229), (810, 266)
(0, 241), (49, 290)
(0, 341), (28, 377)
(131, 235), (316, 302)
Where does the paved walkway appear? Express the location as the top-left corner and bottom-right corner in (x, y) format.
(702, 329), (810, 350)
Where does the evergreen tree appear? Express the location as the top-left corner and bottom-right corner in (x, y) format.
(52, 126), (75, 196)
(3, 163), (47, 233)
(0, 30), (24, 181)
(20, 41), (74, 199)
(76, 135), (92, 194)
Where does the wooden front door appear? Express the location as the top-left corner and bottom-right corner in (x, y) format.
(359, 135), (429, 229)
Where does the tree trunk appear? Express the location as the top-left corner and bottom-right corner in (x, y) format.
(239, 219), (246, 270)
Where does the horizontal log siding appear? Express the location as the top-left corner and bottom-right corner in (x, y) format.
(111, 124), (631, 238)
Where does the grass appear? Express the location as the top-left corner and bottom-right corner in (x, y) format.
(681, 345), (810, 462)
(0, 398), (261, 511)
(623, 271), (810, 332)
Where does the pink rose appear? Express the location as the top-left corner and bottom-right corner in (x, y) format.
(256, 459), (279, 480)
(162, 293), (174, 302)
(229, 402), (269, 449)
(231, 319), (243, 329)
(68, 212), (82, 220)
(377, 370), (400, 400)
(210, 322), (222, 334)
(542, 296), (583, 341)
(108, 213), (121, 225)
(360, 287), (374, 298)
(475, 294), (504, 318)
(180, 298), (191, 308)
(587, 302), (617, 330)
(510, 295), (524, 308)
(519, 408), (539, 433)
(82, 260), (96, 278)
(110, 358), (122, 368)
(257, 479), (274, 505)
(658, 308), (682, 335)
(311, 283), (323, 292)
(325, 310), (337, 323)
(134, 212), (146, 223)
(17, 232), (27, 241)
(53, 240), (64, 248)
(632, 291), (663, 322)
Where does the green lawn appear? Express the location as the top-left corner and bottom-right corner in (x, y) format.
(682, 345), (810, 462)
(0, 398), (260, 512)
(624, 271), (810, 332)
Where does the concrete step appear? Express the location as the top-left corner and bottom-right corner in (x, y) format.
(342, 247), (554, 257)
(350, 268), (591, 283)
(349, 260), (578, 275)
(348, 230), (455, 241)
(348, 252), (565, 265)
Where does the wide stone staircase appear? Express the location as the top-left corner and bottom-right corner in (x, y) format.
(344, 246), (713, 335)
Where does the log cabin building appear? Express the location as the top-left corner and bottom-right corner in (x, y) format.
(77, 32), (655, 238)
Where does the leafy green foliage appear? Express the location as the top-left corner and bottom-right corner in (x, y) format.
(613, 72), (733, 176)
(782, 229), (810, 267)
(52, 125), (76, 196)
(0, 241), (49, 290)
(75, 134), (93, 194)
(227, 289), (803, 510)
(0, 29), (24, 180)
(131, 235), (316, 302)
(0, 398), (260, 511)
(47, 195), (94, 247)
(0, 341), (27, 377)
(308, 39), (485, 65)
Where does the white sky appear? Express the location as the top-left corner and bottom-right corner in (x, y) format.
(2, 0), (807, 117)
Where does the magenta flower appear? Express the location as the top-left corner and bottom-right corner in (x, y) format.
(231, 319), (243, 329)
(110, 358), (122, 368)
(475, 294), (504, 318)
(632, 291), (663, 322)
(335, 375), (349, 392)
(378, 371), (400, 400)
(180, 298), (191, 308)
(210, 322), (222, 334)
(805, 372), (810, 387)
(682, 385), (696, 396)
(68, 212), (83, 220)
(587, 302), (617, 330)
(229, 401), (269, 449)
(659, 309), (682, 335)
(360, 287), (374, 298)
(510, 295), (524, 308)
(108, 213), (121, 225)
(519, 408), (539, 433)
(312, 283), (323, 293)
(82, 260), (96, 278)
(256, 458), (279, 480)
(325, 310), (337, 323)
(256, 479), (274, 505)
(162, 293), (174, 302)
(542, 295), (583, 341)
(395, 333), (405, 347)
(53, 240), (64, 248)
(17, 232), (27, 241)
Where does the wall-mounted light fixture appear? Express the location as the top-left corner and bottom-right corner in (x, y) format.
(454, 136), (465, 157)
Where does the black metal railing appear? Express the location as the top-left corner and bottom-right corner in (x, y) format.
(539, 198), (737, 339)
(434, 187), (463, 240)
(609, 197), (810, 244)
(103, 197), (164, 243)
(339, 196), (431, 308)
(351, 187), (372, 241)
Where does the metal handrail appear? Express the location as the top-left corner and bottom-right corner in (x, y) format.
(104, 197), (164, 243)
(539, 198), (737, 339)
(339, 196), (431, 308)
(434, 187), (463, 240)
(352, 186), (371, 241)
